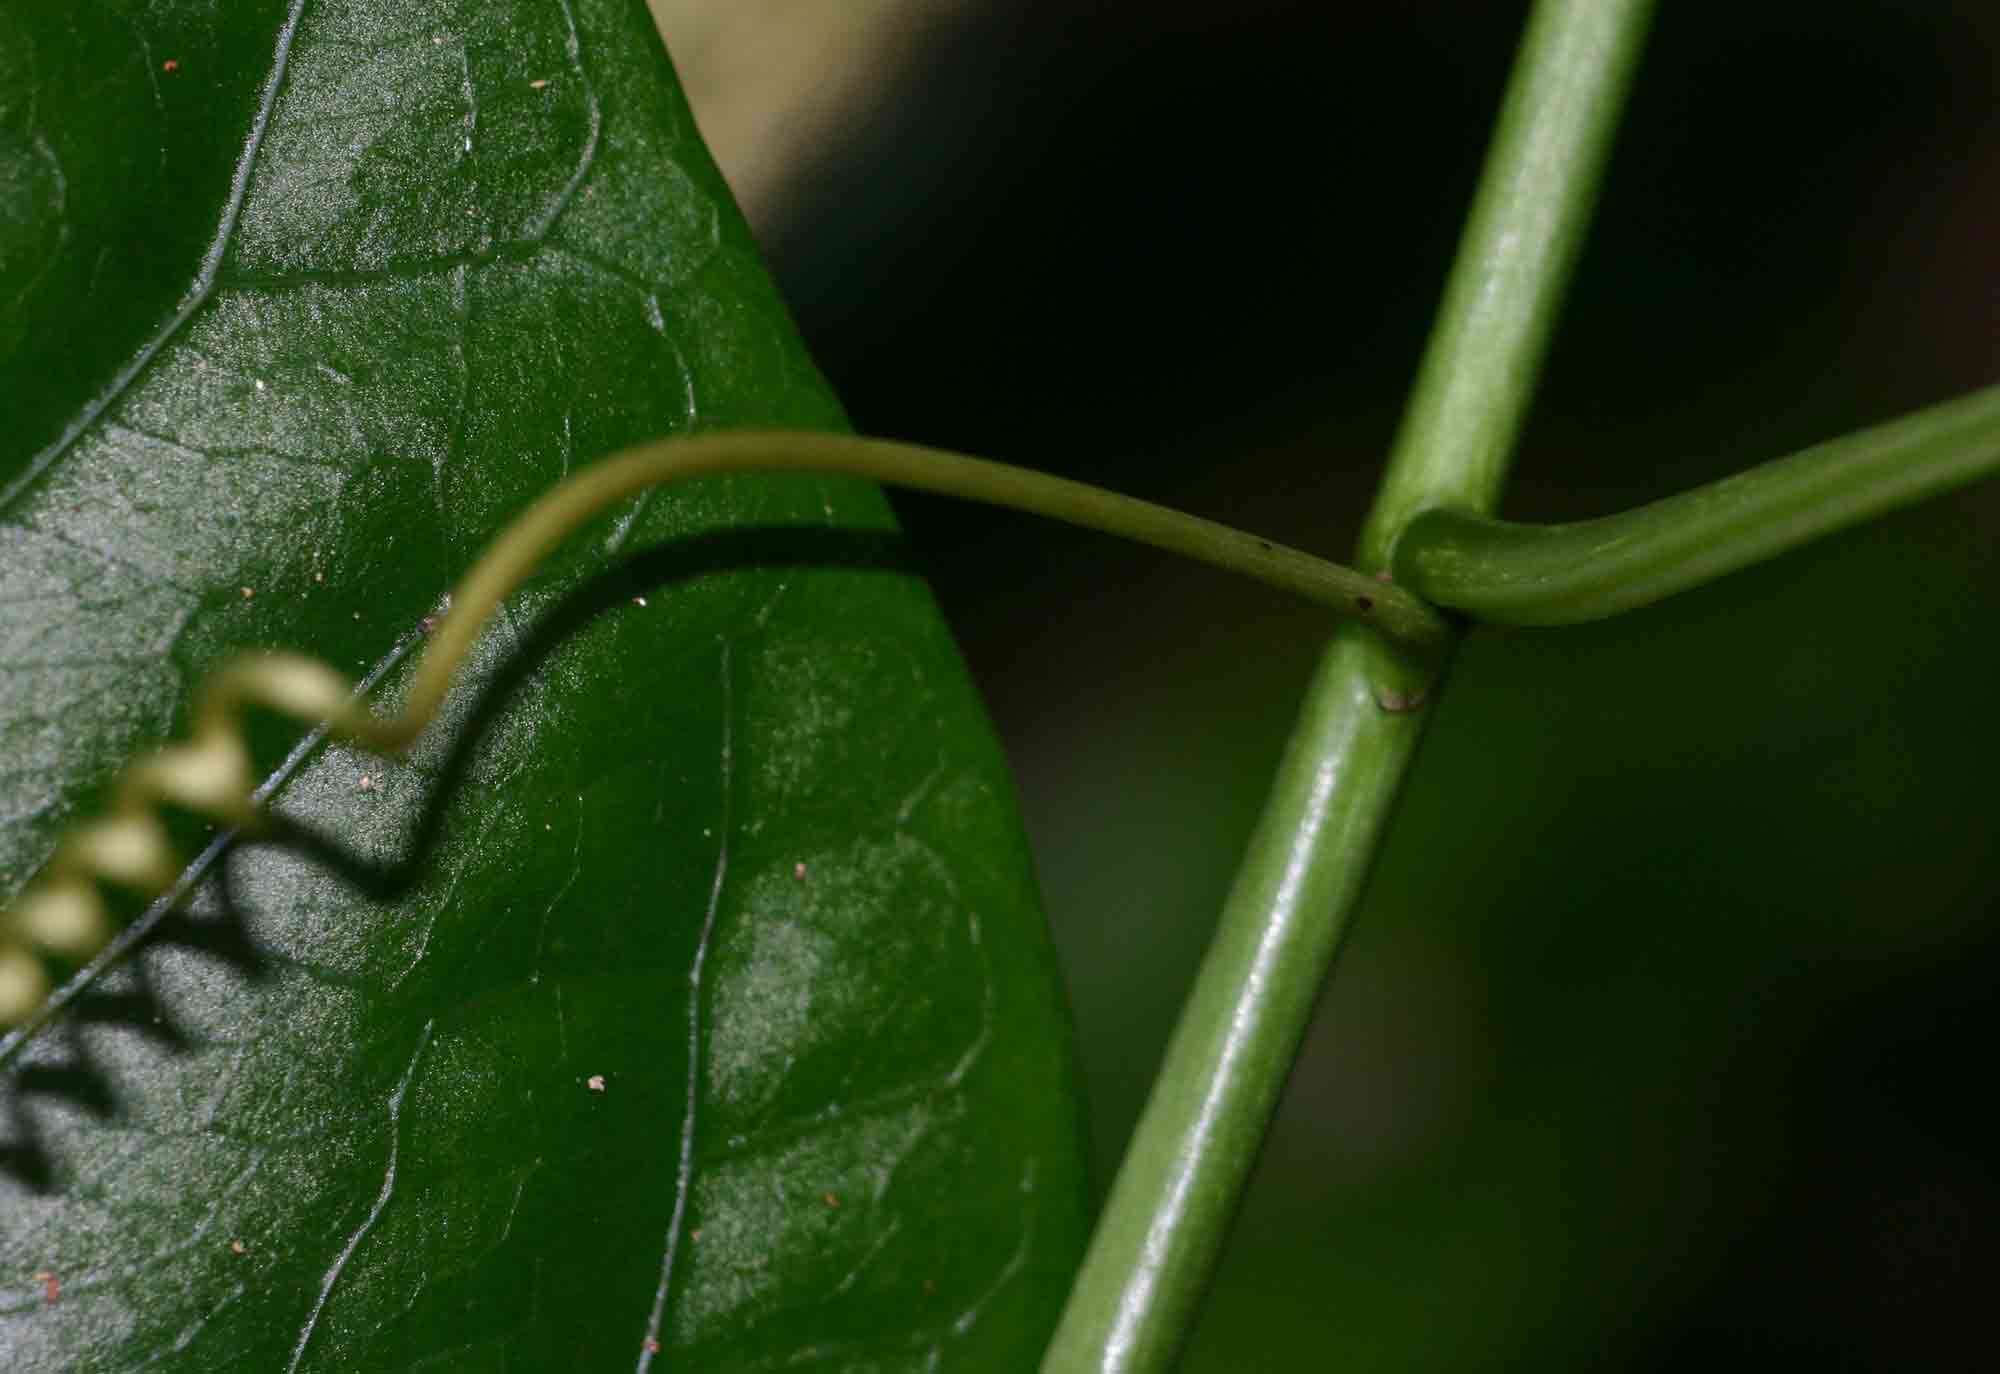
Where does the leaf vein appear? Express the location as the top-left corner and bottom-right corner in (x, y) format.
(0, 0), (316, 516)
(635, 638), (732, 1373)
(285, 1017), (433, 1374)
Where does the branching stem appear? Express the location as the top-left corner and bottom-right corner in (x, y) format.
(1394, 381), (2000, 623)
(1040, 2), (1657, 1369)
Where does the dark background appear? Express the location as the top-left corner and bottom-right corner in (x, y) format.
(730, 3), (1999, 1367)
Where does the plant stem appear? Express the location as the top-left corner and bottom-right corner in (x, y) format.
(416, 431), (1449, 714)
(1039, 2), (1656, 1370)
(1392, 380), (2000, 623)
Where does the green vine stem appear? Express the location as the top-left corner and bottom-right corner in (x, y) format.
(1393, 380), (2000, 623)
(0, 430), (1445, 1029)
(1039, 1), (1657, 1369)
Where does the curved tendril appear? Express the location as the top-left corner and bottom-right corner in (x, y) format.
(0, 429), (1445, 1029)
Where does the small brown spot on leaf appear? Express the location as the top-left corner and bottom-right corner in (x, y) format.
(162, 59), (179, 73)
(1375, 687), (1428, 714)
(1354, 595), (1374, 613)
(822, 1192), (840, 1208)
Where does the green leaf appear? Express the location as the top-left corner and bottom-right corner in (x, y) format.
(0, 1), (1088, 1368)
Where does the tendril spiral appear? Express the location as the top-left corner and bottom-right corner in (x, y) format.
(0, 430), (1445, 1032)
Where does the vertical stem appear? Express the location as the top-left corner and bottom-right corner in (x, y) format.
(1040, 2), (1656, 1370)
(1358, 0), (1657, 567)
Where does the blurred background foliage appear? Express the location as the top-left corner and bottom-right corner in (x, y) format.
(652, 2), (1998, 1367)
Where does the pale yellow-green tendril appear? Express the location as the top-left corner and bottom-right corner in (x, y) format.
(0, 429), (1447, 1029)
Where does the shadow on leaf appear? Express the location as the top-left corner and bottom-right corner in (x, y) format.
(0, 524), (917, 1190)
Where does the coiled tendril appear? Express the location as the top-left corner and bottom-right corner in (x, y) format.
(0, 429), (1447, 1031)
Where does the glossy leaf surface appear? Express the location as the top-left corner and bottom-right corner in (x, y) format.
(0, 1), (1088, 1367)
